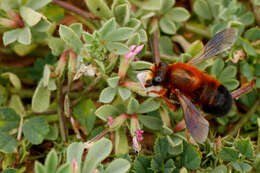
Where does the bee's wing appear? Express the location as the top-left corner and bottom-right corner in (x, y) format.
(188, 28), (237, 65)
(177, 93), (209, 143)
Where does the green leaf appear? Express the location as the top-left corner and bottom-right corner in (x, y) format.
(127, 33), (140, 46)
(218, 147), (239, 162)
(240, 61), (254, 81)
(0, 0), (20, 10)
(134, 155), (153, 173)
(32, 80), (51, 112)
(25, 0), (51, 10)
(107, 76), (120, 88)
(1, 72), (21, 90)
(115, 128), (129, 155)
(73, 99), (96, 132)
(0, 132), (17, 153)
(159, 16), (177, 35)
(48, 37), (66, 56)
(35, 162), (45, 173)
(138, 29), (148, 42)
(182, 144), (201, 170)
(154, 137), (168, 159)
(219, 66), (237, 81)
(160, 0), (175, 13)
(95, 105), (121, 121)
(45, 125), (58, 140)
(139, 0), (161, 10)
(85, 0), (112, 19)
(222, 79), (239, 90)
(105, 158), (130, 173)
(186, 40), (204, 57)
(3, 29), (21, 46)
(231, 161), (252, 173)
(59, 25), (83, 53)
(67, 142), (84, 172)
(20, 6), (44, 26)
(239, 12), (255, 26)
(82, 138), (112, 173)
(105, 27), (134, 42)
(164, 159), (175, 173)
(42, 4), (65, 22)
(45, 149), (58, 173)
(118, 87), (131, 101)
(254, 154), (260, 172)
(114, 4), (130, 25)
(69, 23), (83, 38)
(166, 7), (190, 22)
(127, 97), (139, 114)
(56, 163), (72, 173)
(105, 42), (130, 55)
(159, 36), (174, 56)
(18, 27), (32, 45)
(0, 85), (8, 106)
(99, 18), (117, 38)
(9, 95), (25, 117)
(210, 59), (224, 78)
(126, 18), (141, 31)
(151, 153), (163, 171)
(241, 38), (256, 56)
(211, 165), (227, 173)
(0, 107), (20, 132)
(138, 115), (163, 130)
(244, 27), (260, 41)
(235, 138), (254, 159)
(137, 98), (161, 113)
(99, 87), (117, 103)
(22, 117), (49, 144)
(194, 0), (212, 20)
(167, 136), (183, 156)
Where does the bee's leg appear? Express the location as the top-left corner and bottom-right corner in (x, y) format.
(231, 80), (256, 99)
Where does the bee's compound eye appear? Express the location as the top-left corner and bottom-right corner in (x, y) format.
(153, 76), (162, 85)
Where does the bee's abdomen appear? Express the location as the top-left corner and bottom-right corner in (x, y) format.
(201, 84), (233, 116)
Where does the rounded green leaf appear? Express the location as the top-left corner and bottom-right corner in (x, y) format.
(138, 115), (163, 130)
(0, 107), (20, 132)
(222, 79), (239, 91)
(239, 12), (255, 26)
(3, 29), (21, 46)
(105, 158), (130, 173)
(114, 4), (130, 25)
(166, 7), (190, 22)
(45, 126), (58, 141)
(82, 138), (112, 173)
(235, 138), (253, 159)
(115, 128), (129, 156)
(210, 59), (224, 78)
(118, 87), (131, 101)
(219, 65), (237, 81)
(105, 28), (134, 42)
(32, 80), (51, 112)
(99, 18), (117, 38)
(85, 0), (112, 19)
(159, 36), (174, 56)
(160, 0), (175, 13)
(95, 105), (121, 121)
(105, 42), (130, 55)
(244, 27), (260, 41)
(20, 6), (44, 26)
(73, 99), (96, 132)
(99, 87), (117, 103)
(194, 0), (212, 20)
(159, 16), (177, 35)
(22, 117), (49, 144)
(67, 142), (84, 171)
(17, 27), (31, 45)
(231, 161), (252, 173)
(1, 72), (21, 90)
(107, 76), (120, 88)
(56, 163), (72, 173)
(211, 165), (227, 173)
(182, 144), (201, 170)
(0, 132), (17, 153)
(218, 147), (239, 162)
(137, 98), (161, 113)
(127, 97), (139, 114)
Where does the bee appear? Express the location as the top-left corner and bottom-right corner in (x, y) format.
(138, 28), (254, 143)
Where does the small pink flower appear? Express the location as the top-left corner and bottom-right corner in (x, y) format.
(124, 44), (144, 61)
(107, 116), (114, 127)
(134, 129), (144, 142)
(133, 135), (141, 153)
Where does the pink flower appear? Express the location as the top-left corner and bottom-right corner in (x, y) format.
(124, 44), (144, 61)
(72, 159), (78, 173)
(107, 116), (114, 127)
(134, 129), (144, 142)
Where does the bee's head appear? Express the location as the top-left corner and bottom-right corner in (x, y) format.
(145, 62), (168, 87)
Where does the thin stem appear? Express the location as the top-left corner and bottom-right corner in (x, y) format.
(84, 129), (109, 148)
(52, 0), (98, 20)
(58, 82), (67, 142)
(227, 99), (260, 138)
(184, 23), (211, 39)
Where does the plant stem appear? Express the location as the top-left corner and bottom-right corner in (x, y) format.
(227, 99), (260, 138)
(185, 23), (211, 39)
(58, 81), (67, 142)
(52, 0), (98, 20)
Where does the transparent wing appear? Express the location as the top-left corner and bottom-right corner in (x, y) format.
(188, 28), (237, 65)
(177, 93), (209, 143)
